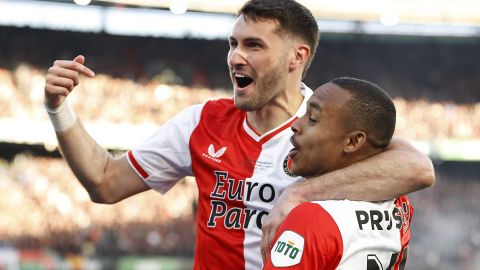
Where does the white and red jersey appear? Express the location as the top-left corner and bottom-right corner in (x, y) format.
(127, 85), (312, 269)
(263, 196), (413, 270)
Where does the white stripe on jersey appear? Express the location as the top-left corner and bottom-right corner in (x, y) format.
(318, 200), (403, 269)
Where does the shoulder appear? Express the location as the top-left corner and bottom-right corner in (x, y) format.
(196, 98), (245, 131)
(168, 98), (238, 126)
(202, 98), (238, 115)
(286, 202), (344, 251)
(199, 98), (248, 125)
(288, 202), (343, 242)
(269, 202), (343, 269)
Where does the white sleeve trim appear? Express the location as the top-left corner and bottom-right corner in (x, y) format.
(128, 103), (204, 194)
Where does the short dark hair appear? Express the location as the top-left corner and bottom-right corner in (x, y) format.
(238, 0), (319, 78)
(330, 77), (396, 148)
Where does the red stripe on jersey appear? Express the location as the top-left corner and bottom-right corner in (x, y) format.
(189, 99), (263, 269)
(263, 202), (343, 269)
(258, 117), (298, 145)
(393, 195), (414, 270)
(127, 150), (149, 179)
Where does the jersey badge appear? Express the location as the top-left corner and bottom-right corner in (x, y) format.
(270, 230), (304, 267)
(283, 156), (296, 177)
(202, 144), (227, 163)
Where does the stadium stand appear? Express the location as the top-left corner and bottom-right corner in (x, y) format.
(0, 25), (479, 269)
(1, 62), (479, 140)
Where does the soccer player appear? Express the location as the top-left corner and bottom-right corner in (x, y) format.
(263, 77), (413, 270)
(43, 0), (433, 269)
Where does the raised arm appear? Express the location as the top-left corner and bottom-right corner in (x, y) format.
(261, 137), (434, 261)
(45, 55), (150, 204)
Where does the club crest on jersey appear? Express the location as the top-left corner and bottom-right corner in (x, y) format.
(202, 144), (227, 163)
(271, 230), (304, 267)
(283, 156), (296, 177)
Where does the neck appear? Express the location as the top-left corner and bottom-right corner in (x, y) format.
(247, 81), (304, 135)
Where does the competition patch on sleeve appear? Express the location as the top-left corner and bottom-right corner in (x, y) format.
(270, 230), (304, 267)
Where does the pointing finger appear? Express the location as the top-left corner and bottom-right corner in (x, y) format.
(54, 59), (95, 77)
(73, 55), (85, 65)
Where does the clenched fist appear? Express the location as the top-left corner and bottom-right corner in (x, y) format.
(44, 55), (95, 109)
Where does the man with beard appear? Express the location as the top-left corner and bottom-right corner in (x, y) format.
(44, 0), (433, 269)
(263, 77), (412, 270)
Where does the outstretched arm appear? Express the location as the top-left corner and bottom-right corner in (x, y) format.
(261, 137), (434, 261)
(45, 55), (150, 204)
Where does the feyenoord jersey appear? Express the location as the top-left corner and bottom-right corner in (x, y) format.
(263, 196), (413, 270)
(127, 85), (312, 269)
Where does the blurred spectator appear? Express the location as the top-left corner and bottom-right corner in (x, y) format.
(0, 25), (479, 269)
(408, 162), (480, 270)
(0, 154), (197, 257)
(1, 64), (479, 140)
(1, 25), (479, 102)
(1, 155), (479, 269)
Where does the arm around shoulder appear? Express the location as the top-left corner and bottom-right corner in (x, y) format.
(296, 137), (435, 201)
(387, 137), (435, 189)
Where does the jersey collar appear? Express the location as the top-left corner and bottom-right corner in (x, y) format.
(243, 83), (313, 144)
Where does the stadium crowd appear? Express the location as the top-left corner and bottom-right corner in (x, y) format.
(1, 26), (479, 104)
(0, 155), (479, 269)
(1, 65), (479, 141)
(1, 26), (479, 269)
(0, 154), (197, 257)
(408, 162), (480, 270)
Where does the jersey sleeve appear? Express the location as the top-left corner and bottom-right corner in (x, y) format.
(127, 103), (203, 193)
(263, 202), (343, 270)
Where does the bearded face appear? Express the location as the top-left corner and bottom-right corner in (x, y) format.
(228, 15), (291, 111)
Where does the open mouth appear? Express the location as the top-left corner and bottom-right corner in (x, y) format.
(288, 147), (298, 159)
(234, 73), (254, 88)
(289, 136), (300, 159)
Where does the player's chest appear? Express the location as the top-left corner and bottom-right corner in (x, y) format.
(190, 127), (301, 208)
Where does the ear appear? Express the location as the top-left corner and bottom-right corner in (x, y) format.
(289, 44), (310, 72)
(344, 131), (367, 154)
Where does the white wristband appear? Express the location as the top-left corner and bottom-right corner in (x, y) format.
(45, 101), (77, 132)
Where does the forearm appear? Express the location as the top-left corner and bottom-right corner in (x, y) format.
(295, 139), (435, 201)
(43, 56), (148, 204)
(56, 120), (111, 193)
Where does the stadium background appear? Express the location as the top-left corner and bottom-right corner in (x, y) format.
(0, 0), (479, 269)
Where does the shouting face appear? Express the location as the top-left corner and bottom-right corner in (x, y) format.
(288, 83), (352, 177)
(228, 14), (291, 111)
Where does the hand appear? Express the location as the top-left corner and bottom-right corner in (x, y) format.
(44, 55), (95, 109)
(261, 184), (305, 262)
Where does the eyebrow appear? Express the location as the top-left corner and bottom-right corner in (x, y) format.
(244, 37), (265, 43)
(307, 101), (321, 112)
(228, 36), (266, 44)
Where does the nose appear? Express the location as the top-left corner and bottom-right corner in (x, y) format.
(291, 118), (301, 134)
(228, 47), (248, 67)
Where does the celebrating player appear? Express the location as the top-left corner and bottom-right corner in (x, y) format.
(44, 0), (433, 269)
(263, 77), (412, 270)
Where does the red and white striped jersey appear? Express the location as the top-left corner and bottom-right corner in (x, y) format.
(127, 85), (312, 269)
(263, 196), (413, 270)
